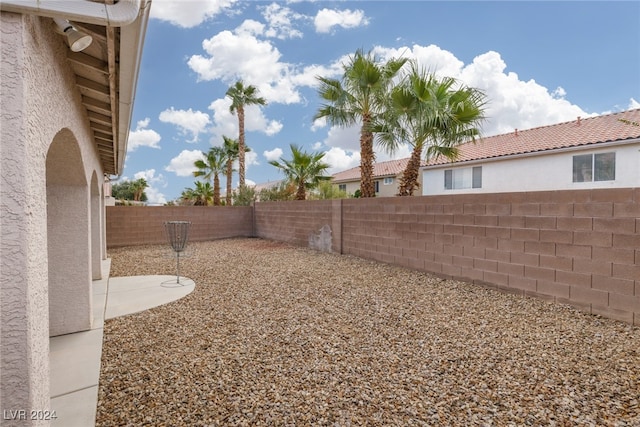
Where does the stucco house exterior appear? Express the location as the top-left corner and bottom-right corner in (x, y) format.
(332, 158), (419, 197)
(422, 109), (640, 196)
(1, 0), (151, 420)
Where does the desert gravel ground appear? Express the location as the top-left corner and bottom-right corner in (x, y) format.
(96, 238), (639, 426)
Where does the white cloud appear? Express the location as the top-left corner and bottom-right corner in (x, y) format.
(261, 3), (304, 39)
(188, 29), (302, 104)
(158, 107), (210, 143)
(264, 147), (283, 161)
(375, 45), (592, 137)
(290, 61), (345, 87)
(208, 99), (238, 142)
(165, 149), (205, 177)
(188, 19), (352, 108)
(188, 22), (314, 104)
(628, 98), (640, 109)
(322, 147), (360, 174)
(314, 8), (369, 33)
(311, 117), (326, 132)
(208, 98), (283, 142)
(246, 150), (260, 167)
(189, 30), (282, 82)
(128, 118), (161, 151)
(133, 169), (167, 205)
(149, 0), (239, 28)
(458, 51), (589, 135)
(236, 19), (265, 37)
(323, 124), (361, 152)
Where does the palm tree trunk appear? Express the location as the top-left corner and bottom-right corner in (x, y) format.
(360, 115), (376, 198)
(398, 145), (423, 196)
(225, 159), (233, 206)
(238, 105), (246, 187)
(213, 175), (221, 206)
(296, 182), (306, 200)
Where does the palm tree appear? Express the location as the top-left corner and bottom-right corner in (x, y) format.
(220, 136), (251, 206)
(194, 147), (226, 206)
(131, 178), (148, 202)
(376, 63), (486, 196)
(180, 181), (214, 206)
(314, 49), (408, 197)
(226, 80), (266, 188)
(269, 144), (331, 200)
(221, 135), (238, 206)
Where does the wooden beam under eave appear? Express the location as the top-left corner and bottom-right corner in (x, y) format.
(83, 96), (111, 114)
(76, 76), (110, 96)
(88, 110), (112, 126)
(96, 140), (113, 149)
(91, 122), (113, 134)
(67, 51), (108, 74)
(93, 130), (112, 141)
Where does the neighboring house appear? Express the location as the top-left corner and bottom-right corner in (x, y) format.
(332, 158), (418, 197)
(252, 179), (284, 192)
(1, 0), (151, 417)
(422, 109), (640, 195)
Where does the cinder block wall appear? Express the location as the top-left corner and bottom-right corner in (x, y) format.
(106, 206), (253, 248)
(105, 189), (639, 324)
(254, 200), (336, 247)
(253, 189), (640, 325)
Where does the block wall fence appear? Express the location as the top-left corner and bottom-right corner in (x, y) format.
(106, 206), (254, 247)
(107, 188), (640, 325)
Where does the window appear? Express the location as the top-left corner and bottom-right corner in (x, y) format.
(444, 166), (482, 190)
(383, 177), (394, 185)
(573, 152), (615, 182)
(375, 180), (380, 193)
(338, 184), (346, 192)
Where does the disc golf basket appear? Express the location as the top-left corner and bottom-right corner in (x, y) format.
(164, 221), (191, 284)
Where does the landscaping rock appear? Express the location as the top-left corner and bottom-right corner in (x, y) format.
(97, 238), (639, 426)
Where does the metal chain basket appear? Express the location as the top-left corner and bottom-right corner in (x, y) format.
(164, 221), (191, 284)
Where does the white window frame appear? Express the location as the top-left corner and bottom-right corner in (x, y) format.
(383, 177), (394, 185)
(444, 166), (482, 190)
(572, 152), (616, 183)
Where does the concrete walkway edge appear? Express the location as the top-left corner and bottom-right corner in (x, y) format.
(49, 260), (195, 426)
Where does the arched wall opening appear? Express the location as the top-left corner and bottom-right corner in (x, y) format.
(90, 172), (102, 280)
(46, 129), (92, 336)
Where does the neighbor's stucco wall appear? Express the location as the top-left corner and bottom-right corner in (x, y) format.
(1, 12), (106, 420)
(336, 174), (423, 198)
(423, 143), (640, 196)
(376, 176), (399, 197)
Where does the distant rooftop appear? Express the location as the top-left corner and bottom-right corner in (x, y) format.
(332, 158), (410, 182)
(329, 109), (640, 181)
(426, 108), (640, 166)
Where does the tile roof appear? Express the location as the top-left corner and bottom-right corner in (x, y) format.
(426, 108), (640, 166)
(332, 158), (409, 182)
(252, 179), (284, 192)
(330, 109), (640, 180)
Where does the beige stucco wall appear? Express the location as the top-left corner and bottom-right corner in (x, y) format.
(1, 11), (107, 419)
(335, 173), (424, 198)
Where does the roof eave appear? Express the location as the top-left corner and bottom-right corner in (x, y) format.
(422, 137), (640, 169)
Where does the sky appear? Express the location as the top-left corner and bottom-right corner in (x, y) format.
(120, 0), (640, 204)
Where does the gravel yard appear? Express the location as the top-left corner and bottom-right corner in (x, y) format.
(96, 238), (639, 426)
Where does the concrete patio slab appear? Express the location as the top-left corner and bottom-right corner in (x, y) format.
(105, 275), (195, 320)
(50, 260), (195, 427)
